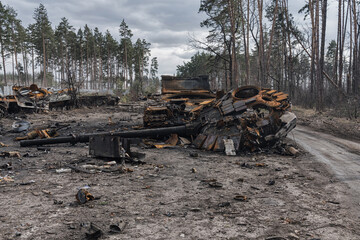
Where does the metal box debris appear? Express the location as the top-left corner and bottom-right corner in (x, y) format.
(89, 136), (130, 159)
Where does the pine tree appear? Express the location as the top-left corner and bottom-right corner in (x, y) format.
(55, 17), (73, 84)
(0, 2), (11, 85)
(119, 19), (133, 89)
(32, 3), (53, 87)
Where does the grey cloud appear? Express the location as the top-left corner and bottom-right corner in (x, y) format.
(172, 49), (197, 60)
(1, 0), (207, 75)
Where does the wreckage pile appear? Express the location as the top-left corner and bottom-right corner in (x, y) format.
(190, 86), (296, 153)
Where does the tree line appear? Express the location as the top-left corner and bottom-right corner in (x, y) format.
(0, 2), (159, 96)
(177, 0), (360, 113)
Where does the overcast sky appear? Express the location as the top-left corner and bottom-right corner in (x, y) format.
(1, 0), (338, 76)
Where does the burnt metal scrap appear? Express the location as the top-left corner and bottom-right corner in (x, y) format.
(144, 75), (215, 127)
(12, 84), (51, 110)
(0, 84), (119, 116)
(161, 75), (216, 105)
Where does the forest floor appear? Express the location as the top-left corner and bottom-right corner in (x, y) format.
(293, 106), (360, 141)
(0, 104), (359, 240)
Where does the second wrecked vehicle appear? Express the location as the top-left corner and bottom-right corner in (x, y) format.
(0, 84), (120, 116)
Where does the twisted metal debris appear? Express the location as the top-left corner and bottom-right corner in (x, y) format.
(190, 86), (296, 153)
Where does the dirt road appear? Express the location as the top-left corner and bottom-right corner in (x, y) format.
(292, 125), (360, 196)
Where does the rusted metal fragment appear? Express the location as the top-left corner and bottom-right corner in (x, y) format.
(266, 90), (277, 94)
(223, 139), (236, 156)
(213, 136), (226, 152)
(0, 151), (21, 158)
(233, 100), (246, 112)
(256, 119), (270, 127)
(15, 129), (58, 141)
(193, 134), (207, 149)
(245, 96), (257, 105)
(179, 137), (191, 145)
(202, 135), (218, 151)
(221, 104), (235, 115)
(230, 136), (241, 151)
(275, 94), (289, 101)
(76, 189), (95, 204)
(274, 112), (297, 139)
(154, 134), (179, 149)
(143, 106), (175, 128)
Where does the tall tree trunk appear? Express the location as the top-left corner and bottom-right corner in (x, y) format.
(32, 47), (35, 84)
(240, 0), (249, 85)
(334, 0), (342, 84)
(227, 0), (238, 87)
(42, 33), (47, 87)
(227, 43), (232, 90)
(309, 0), (316, 99)
(348, 0), (353, 94)
(319, 0), (327, 110)
(80, 43), (83, 88)
(11, 30), (19, 84)
(99, 55), (103, 90)
(352, 0), (358, 94)
(246, 0), (250, 85)
(93, 42), (97, 90)
(124, 44), (128, 89)
(11, 52), (14, 84)
(61, 43), (64, 83)
(266, 0), (279, 86)
(107, 47), (110, 90)
(339, 0), (349, 89)
(257, 0), (265, 86)
(1, 41), (7, 85)
(315, 0), (321, 111)
(22, 45), (27, 85)
(86, 41), (89, 89)
(283, 0), (294, 98)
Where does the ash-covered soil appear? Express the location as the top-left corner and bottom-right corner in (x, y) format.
(0, 105), (359, 240)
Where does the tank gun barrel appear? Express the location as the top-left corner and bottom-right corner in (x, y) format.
(19, 123), (200, 147)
